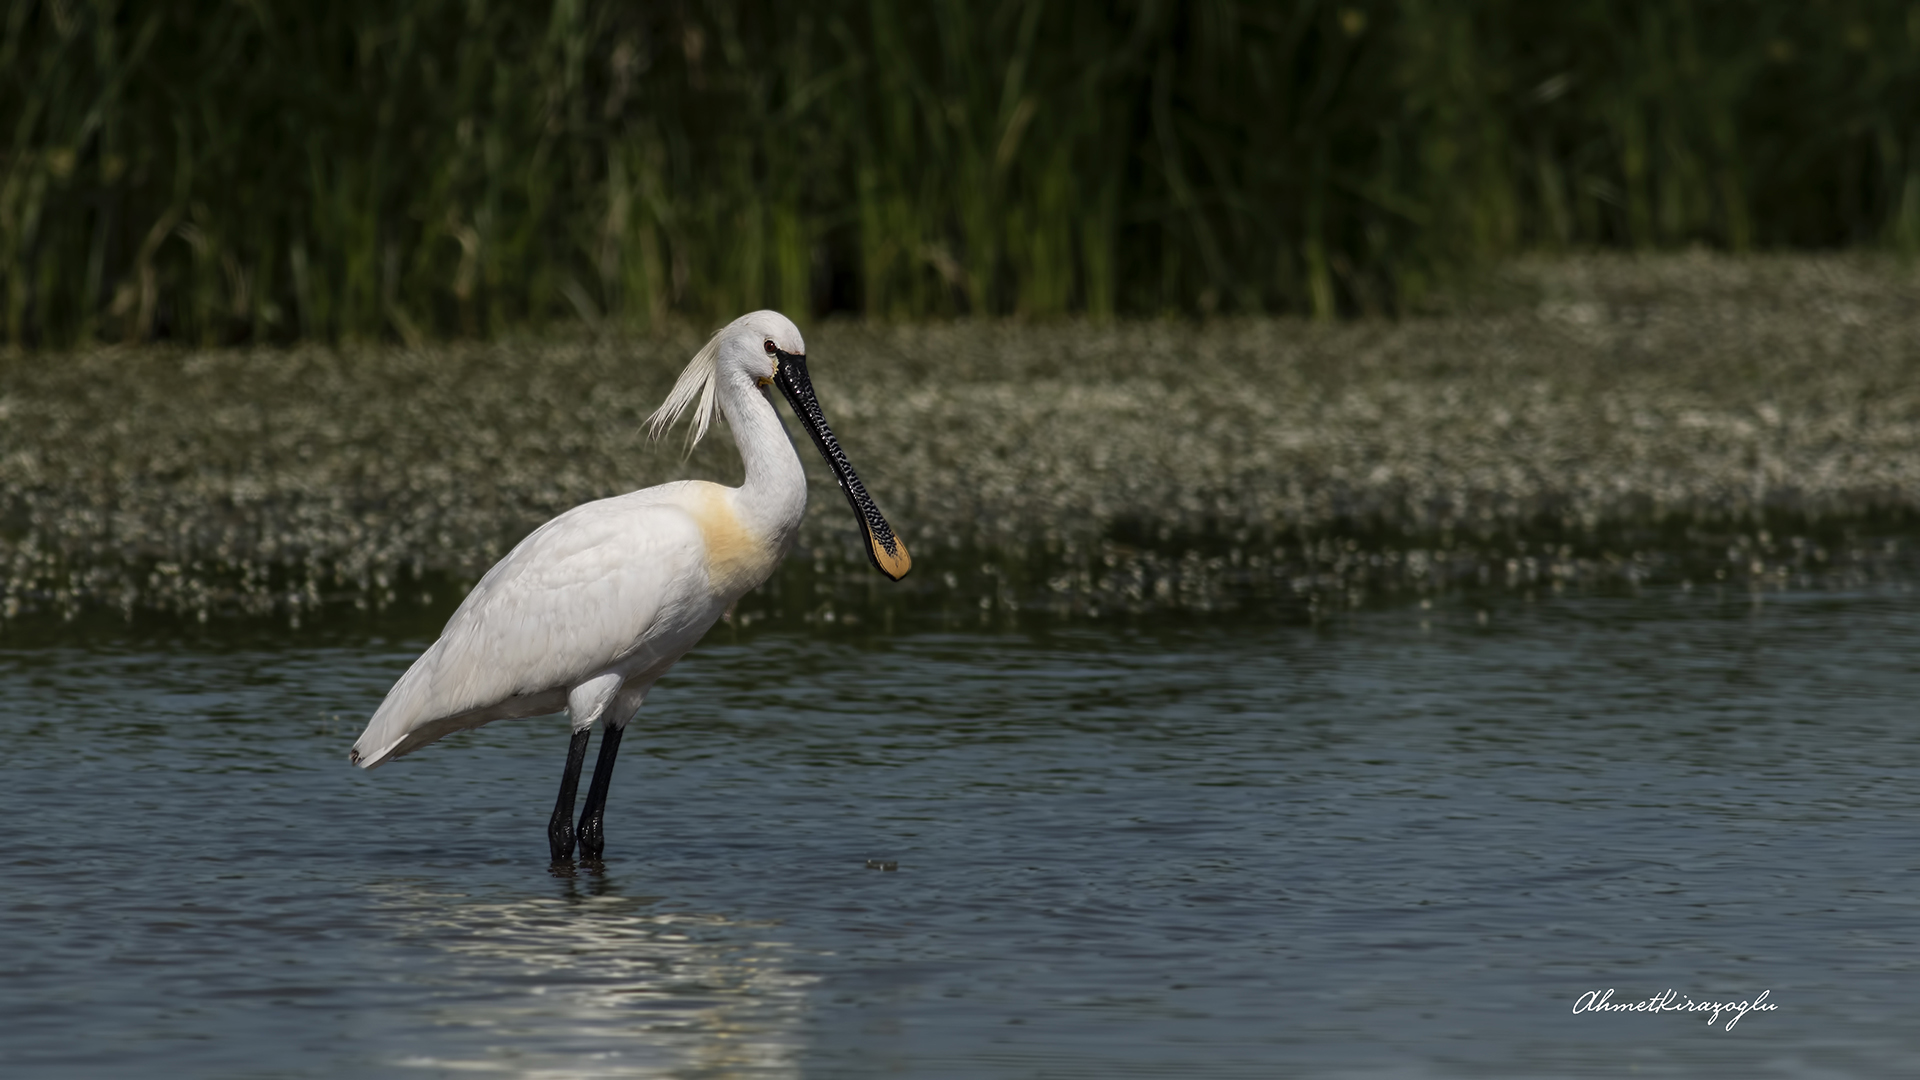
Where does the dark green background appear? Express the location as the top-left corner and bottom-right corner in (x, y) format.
(5, 0), (1917, 344)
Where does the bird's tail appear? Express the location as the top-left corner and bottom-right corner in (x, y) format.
(350, 644), (447, 769)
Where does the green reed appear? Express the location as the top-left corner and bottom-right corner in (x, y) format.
(3, 0), (1918, 345)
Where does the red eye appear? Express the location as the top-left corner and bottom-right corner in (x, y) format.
(763, 339), (777, 355)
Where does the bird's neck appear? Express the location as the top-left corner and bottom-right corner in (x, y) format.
(720, 375), (807, 550)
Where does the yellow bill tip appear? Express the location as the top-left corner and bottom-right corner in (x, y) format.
(864, 525), (912, 581)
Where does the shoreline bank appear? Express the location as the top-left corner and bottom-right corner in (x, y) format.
(5, 254), (1919, 622)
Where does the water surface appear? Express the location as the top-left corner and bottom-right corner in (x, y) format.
(2, 586), (1916, 1077)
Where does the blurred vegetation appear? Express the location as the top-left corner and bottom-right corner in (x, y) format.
(6, 254), (1920, 622)
(3, 1), (1919, 345)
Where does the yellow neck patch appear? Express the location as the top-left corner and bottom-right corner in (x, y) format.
(680, 482), (780, 597)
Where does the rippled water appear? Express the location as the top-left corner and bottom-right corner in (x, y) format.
(2, 585), (1917, 1078)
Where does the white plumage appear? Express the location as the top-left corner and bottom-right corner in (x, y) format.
(350, 310), (909, 860)
(351, 484), (719, 767)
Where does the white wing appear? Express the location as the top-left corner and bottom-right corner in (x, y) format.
(352, 489), (712, 768)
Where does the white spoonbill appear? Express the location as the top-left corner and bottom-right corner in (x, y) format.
(349, 311), (910, 860)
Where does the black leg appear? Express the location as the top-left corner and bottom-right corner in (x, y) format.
(548, 728), (592, 861)
(576, 723), (626, 860)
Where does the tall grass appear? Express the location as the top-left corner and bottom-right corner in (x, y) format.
(3, 1), (1918, 345)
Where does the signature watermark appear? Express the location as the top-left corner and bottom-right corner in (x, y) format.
(1572, 988), (1777, 1031)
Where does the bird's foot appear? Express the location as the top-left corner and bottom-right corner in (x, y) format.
(548, 818), (577, 863)
(577, 815), (605, 861)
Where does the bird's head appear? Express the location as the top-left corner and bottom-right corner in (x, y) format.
(649, 310), (911, 582)
(723, 310), (806, 390)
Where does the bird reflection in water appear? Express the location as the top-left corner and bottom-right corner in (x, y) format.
(365, 869), (816, 1078)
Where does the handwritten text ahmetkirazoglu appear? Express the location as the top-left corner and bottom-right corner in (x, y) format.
(1572, 989), (1776, 1030)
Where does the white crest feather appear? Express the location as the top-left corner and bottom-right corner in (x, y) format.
(645, 330), (724, 450)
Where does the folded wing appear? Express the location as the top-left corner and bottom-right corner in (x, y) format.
(352, 492), (710, 768)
